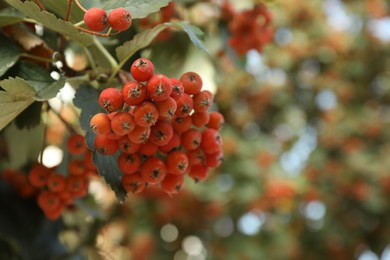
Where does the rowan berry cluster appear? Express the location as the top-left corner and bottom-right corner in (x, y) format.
(84, 7), (132, 32)
(89, 58), (224, 195)
(1, 134), (96, 220)
(228, 4), (273, 55)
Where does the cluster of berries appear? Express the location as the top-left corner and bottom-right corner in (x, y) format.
(228, 4), (273, 55)
(89, 58), (224, 195)
(1, 134), (96, 220)
(84, 7), (132, 32)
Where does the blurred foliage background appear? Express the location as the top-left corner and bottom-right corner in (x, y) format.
(2, 0), (390, 259)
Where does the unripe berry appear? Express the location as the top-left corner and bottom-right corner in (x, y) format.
(84, 8), (108, 32)
(108, 8), (132, 32)
(131, 58), (155, 82)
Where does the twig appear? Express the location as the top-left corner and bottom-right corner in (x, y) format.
(74, 0), (87, 13)
(34, 0), (46, 11)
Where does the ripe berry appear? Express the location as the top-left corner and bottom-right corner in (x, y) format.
(38, 191), (61, 212)
(90, 113), (111, 135)
(150, 120), (173, 146)
(166, 151), (189, 175)
(46, 173), (66, 192)
(111, 111), (135, 136)
(68, 159), (85, 176)
(122, 81), (147, 106)
(188, 164), (209, 182)
(128, 126), (151, 144)
(141, 157), (167, 184)
(121, 173), (145, 193)
(207, 111), (224, 130)
(172, 115), (192, 133)
(201, 128), (223, 154)
(161, 174), (184, 195)
(159, 132), (180, 153)
(187, 148), (206, 166)
(99, 88), (123, 112)
(175, 93), (193, 117)
(170, 78), (184, 100)
(205, 151), (224, 168)
(133, 101), (159, 127)
(67, 134), (87, 155)
(193, 90), (213, 112)
(66, 175), (88, 197)
(146, 74), (173, 101)
(94, 135), (119, 155)
(191, 111), (209, 128)
(108, 8), (132, 32)
(180, 71), (203, 95)
(139, 140), (159, 157)
(156, 96), (177, 119)
(181, 128), (201, 151)
(118, 136), (141, 154)
(118, 152), (141, 175)
(28, 164), (50, 188)
(131, 58), (155, 82)
(84, 8), (108, 32)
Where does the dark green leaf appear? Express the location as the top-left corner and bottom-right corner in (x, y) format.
(86, 131), (127, 202)
(5, 0), (93, 46)
(39, 0), (84, 23)
(0, 32), (21, 77)
(0, 8), (24, 27)
(15, 101), (42, 129)
(73, 85), (104, 132)
(103, 0), (172, 19)
(116, 21), (208, 63)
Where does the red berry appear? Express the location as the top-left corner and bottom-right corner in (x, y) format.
(175, 93), (193, 117)
(146, 74), (173, 101)
(66, 175), (88, 198)
(191, 111), (209, 128)
(179, 71), (203, 95)
(99, 88), (123, 112)
(166, 150), (189, 175)
(161, 174), (184, 195)
(94, 135), (119, 155)
(188, 164), (209, 182)
(139, 140), (159, 157)
(68, 159), (85, 176)
(187, 148), (206, 166)
(170, 78), (184, 100)
(46, 173), (66, 192)
(207, 111), (224, 130)
(201, 128), (222, 154)
(28, 164), (50, 188)
(205, 151), (224, 168)
(121, 173), (145, 193)
(156, 96), (177, 119)
(181, 128), (201, 150)
(84, 8), (108, 32)
(67, 134), (86, 155)
(118, 152), (141, 175)
(111, 111), (135, 136)
(141, 157), (167, 184)
(128, 126), (151, 144)
(38, 191), (61, 212)
(131, 58), (155, 82)
(133, 101), (159, 127)
(122, 81), (147, 105)
(193, 90), (213, 112)
(108, 8), (132, 32)
(159, 132), (180, 153)
(90, 113), (111, 135)
(172, 115), (192, 133)
(150, 120), (174, 146)
(118, 136), (141, 154)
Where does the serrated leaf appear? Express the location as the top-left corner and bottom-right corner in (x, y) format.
(73, 85), (105, 131)
(116, 21), (208, 63)
(103, 0), (172, 19)
(86, 131), (127, 202)
(39, 0), (84, 23)
(0, 77), (35, 131)
(0, 9), (24, 27)
(0, 33), (21, 77)
(9, 62), (65, 100)
(5, 0), (93, 46)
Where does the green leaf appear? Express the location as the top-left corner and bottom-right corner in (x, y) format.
(0, 77), (35, 131)
(116, 21), (208, 63)
(4, 122), (44, 169)
(0, 33), (22, 77)
(103, 0), (172, 19)
(5, 0), (93, 46)
(0, 9), (24, 27)
(73, 85), (105, 131)
(86, 131), (127, 203)
(39, 0), (84, 23)
(15, 101), (42, 129)
(9, 62), (65, 101)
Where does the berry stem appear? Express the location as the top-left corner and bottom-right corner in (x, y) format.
(92, 36), (118, 69)
(21, 53), (54, 63)
(34, 0), (46, 11)
(74, 0), (87, 13)
(83, 46), (98, 73)
(65, 0), (73, 22)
